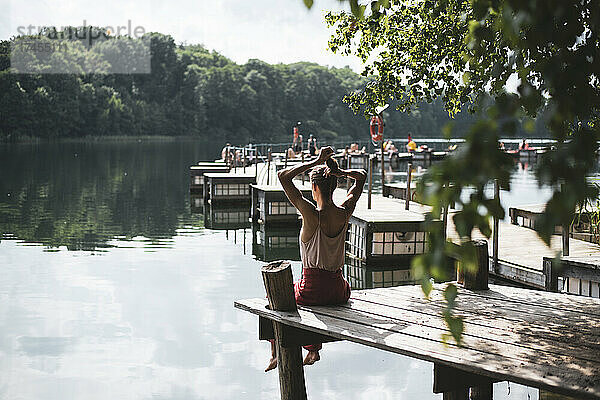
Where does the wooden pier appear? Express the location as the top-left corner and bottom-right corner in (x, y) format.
(463, 204), (600, 296)
(235, 261), (600, 400)
(382, 182), (417, 203)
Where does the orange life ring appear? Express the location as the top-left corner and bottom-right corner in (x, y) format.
(370, 116), (383, 141)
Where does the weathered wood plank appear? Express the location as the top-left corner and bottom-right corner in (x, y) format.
(356, 288), (600, 349)
(235, 296), (600, 398)
(332, 296), (600, 363)
(379, 284), (600, 321)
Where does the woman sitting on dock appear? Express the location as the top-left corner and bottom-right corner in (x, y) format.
(266, 146), (367, 371)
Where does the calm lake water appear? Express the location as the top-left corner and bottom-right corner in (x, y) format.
(1, 140), (596, 400)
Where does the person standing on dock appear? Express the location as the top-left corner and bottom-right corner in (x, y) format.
(266, 146), (366, 371)
(406, 134), (417, 152)
(308, 134), (317, 157)
(293, 134), (303, 154)
(221, 143), (233, 164)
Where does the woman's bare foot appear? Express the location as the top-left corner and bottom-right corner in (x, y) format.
(303, 351), (320, 366)
(265, 357), (277, 372)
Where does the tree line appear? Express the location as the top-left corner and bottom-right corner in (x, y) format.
(0, 29), (551, 143)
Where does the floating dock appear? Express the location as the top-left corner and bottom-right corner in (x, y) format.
(251, 184), (312, 226)
(332, 190), (441, 289)
(190, 164), (230, 194)
(382, 182), (417, 202)
(204, 172), (256, 204)
(345, 153), (370, 169)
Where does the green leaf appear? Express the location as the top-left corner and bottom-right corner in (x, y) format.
(303, 0), (314, 8)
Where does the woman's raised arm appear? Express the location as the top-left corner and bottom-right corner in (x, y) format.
(277, 146), (334, 215)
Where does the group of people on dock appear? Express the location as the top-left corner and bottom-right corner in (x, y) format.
(289, 133), (318, 159)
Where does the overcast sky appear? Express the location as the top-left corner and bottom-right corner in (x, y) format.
(2, 0), (364, 71)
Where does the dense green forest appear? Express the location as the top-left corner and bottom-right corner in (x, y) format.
(0, 29), (549, 142)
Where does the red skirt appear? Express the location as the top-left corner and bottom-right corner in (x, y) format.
(294, 267), (351, 306)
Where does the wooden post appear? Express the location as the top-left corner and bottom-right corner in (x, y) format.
(509, 208), (518, 225)
(562, 223), (570, 256)
(267, 148), (272, 185)
(561, 183), (570, 256)
(459, 240), (489, 290)
(405, 163), (412, 210)
(543, 257), (559, 292)
(262, 261), (307, 400)
(470, 383), (493, 400)
(433, 364), (470, 400)
(346, 155), (350, 190)
(442, 184), (449, 241)
(368, 155), (373, 209)
(380, 141), (385, 187)
(433, 364), (494, 400)
(301, 152), (305, 184)
(243, 147), (247, 173)
(492, 179), (499, 274)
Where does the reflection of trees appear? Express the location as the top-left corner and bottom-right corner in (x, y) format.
(0, 141), (211, 250)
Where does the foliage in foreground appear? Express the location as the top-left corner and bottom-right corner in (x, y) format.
(323, 0), (600, 343)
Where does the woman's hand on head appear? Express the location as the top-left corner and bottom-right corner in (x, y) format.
(325, 158), (343, 177)
(317, 146), (334, 163)
(324, 167), (343, 178)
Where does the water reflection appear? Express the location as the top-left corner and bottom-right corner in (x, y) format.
(204, 203), (251, 231)
(344, 261), (415, 290)
(252, 223), (301, 262)
(0, 141), (589, 400)
(0, 141), (215, 249)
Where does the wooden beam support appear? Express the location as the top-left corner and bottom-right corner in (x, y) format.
(458, 240), (489, 290)
(470, 382), (493, 400)
(259, 316), (339, 348)
(543, 257), (559, 292)
(405, 163), (412, 210)
(492, 180), (499, 274)
(262, 261), (307, 400)
(433, 363), (496, 400)
(368, 155), (373, 209)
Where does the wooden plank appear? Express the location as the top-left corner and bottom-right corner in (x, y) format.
(336, 294), (600, 362)
(381, 283), (600, 319)
(235, 297), (600, 398)
(352, 288), (600, 349)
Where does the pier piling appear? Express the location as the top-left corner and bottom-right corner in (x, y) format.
(492, 179), (499, 274)
(261, 261), (307, 400)
(405, 163), (413, 210)
(458, 240), (489, 291)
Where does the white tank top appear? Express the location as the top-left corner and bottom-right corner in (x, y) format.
(299, 211), (347, 272)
